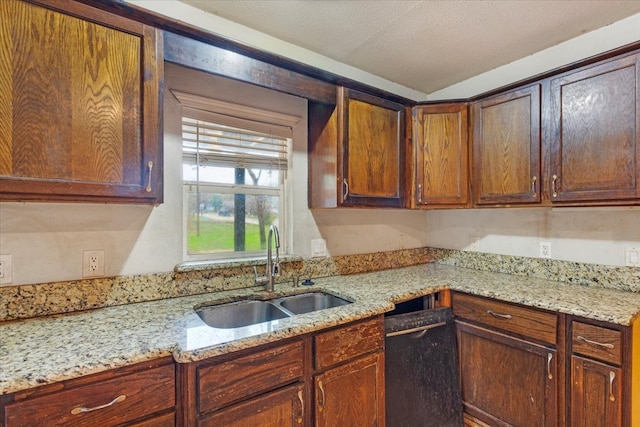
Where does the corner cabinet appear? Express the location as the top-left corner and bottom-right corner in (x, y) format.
(453, 292), (559, 426)
(0, 0), (163, 203)
(549, 52), (640, 204)
(472, 85), (541, 206)
(411, 103), (469, 208)
(308, 88), (407, 208)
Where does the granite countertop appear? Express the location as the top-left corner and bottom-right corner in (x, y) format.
(3, 263), (640, 395)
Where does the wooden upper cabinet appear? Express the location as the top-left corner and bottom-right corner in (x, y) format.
(549, 53), (640, 203)
(472, 85), (541, 205)
(338, 87), (406, 208)
(0, 0), (163, 203)
(412, 103), (469, 208)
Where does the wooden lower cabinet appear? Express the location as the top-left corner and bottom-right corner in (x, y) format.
(570, 356), (622, 426)
(456, 321), (557, 426)
(198, 383), (304, 427)
(2, 357), (176, 427)
(314, 353), (384, 427)
(179, 316), (385, 427)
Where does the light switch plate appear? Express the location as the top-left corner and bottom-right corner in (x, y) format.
(625, 247), (640, 267)
(311, 239), (327, 258)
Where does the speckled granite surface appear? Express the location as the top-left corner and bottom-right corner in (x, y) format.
(3, 263), (640, 396)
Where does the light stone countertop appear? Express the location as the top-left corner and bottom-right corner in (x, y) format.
(2, 263), (640, 395)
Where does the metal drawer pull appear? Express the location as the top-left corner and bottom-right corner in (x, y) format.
(343, 179), (349, 201)
(609, 371), (616, 402)
(547, 353), (553, 380)
(385, 322), (446, 338)
(145, 161), (153, 193)
(418, 183), (423, 203)
(551, 174), (558, 198)
(297, 390), (304, 424)
(577, 335), (614, 349)
(318, 380), (325, 412)
(531, 176), (537, 197)
(71, 395), (126, 415)
(487, 310), (512, 319)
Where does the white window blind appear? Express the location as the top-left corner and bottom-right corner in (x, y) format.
(178, 94), (292, 177)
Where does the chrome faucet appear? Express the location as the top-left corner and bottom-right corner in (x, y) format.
(254, 225), (280, 292)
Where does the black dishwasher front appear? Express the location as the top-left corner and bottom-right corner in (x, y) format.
(385, 296), (463, 427)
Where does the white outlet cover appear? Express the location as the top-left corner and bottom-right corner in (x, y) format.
(539, 242), (552, 259)
(83, 250), (105, 277)
(311, 239), (327, 258)
(0, 254), (12, 285)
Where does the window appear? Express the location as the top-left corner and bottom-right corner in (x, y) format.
(174, 91), (296, 259)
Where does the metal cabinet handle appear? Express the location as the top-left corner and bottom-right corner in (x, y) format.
(547, 353), (553, 380)
(577, 335), (614, 349)
(417, 184), (423, 203)
(71, 395), (126, 415)
(487, 310), (512, 319)
(609, 371), (616, 402)
(531, 176), (537, 198)
(343, 179), (349, 201)
(145, 161), (154, 193)
(385, 322), (446, 338)
(551, 174), (558, 198)
(296, 390), (304, 424)
(318, 380), (325, 412)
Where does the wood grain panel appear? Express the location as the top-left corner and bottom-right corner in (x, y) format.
(453, 292), (557, 345)
(308, 101), (339, 208)
(572, 321), (622, 365)
(315, 353), (384, 427)
(413, 103), (469, 207)
(314, 316), (384, 371)
(571, 356), (622, 427)
(197, 340), (304, 414)
(550, 54), (640, 202)
(0, 0), (161, 203)
(4, 363), (175, 427)
(457, 321), (557, 427)
(198, 383), (304, 427)
(347, 99), (399, 197)
(473, 85), (541, 205)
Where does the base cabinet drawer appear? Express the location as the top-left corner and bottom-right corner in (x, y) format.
(4, 361), (176, 427)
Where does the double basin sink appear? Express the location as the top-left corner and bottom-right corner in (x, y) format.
(195, 292), (352, 329)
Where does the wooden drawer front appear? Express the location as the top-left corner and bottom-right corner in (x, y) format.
(197, 340), (304, 414)
(452, 292), (557, 345)
(5, 364), (175, 427)
(315, 316), (384, 371)
(572, 321), (622, 365)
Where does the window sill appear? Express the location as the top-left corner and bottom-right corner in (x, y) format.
(175, 255), (303, 273)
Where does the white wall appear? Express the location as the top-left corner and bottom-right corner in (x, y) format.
(0, 64), (429, 286)
(425, 207), (640, 267)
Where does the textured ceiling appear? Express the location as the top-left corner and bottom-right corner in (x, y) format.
(179, 0), (640, 95)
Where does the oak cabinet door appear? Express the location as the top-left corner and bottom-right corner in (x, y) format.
(0, 0), (162, 203)
(549, 53), (640, 203)
(412, 103), (469, 208)
(315, 352), (384, 427)
(456, 321), (557, 427)
(338, 87), (406, 208)
(473, 85), (541, 205)
(570, 356), (622, 427)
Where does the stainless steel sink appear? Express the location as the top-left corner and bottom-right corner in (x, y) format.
(195, 292), (352, 329)
(277, 292), (351, 315)
(195, 300), (289, 328)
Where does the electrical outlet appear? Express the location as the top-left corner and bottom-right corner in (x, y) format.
(468, 236), (480, 252)
(83, 250), (105, 277)
(0, 254), (12, 285)
(539, 242), (552, 259)
(625, 247), (640, 267)
(311, 239), (327, 258)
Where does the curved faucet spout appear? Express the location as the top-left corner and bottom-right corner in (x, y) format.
(255, 225), (281, 292)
